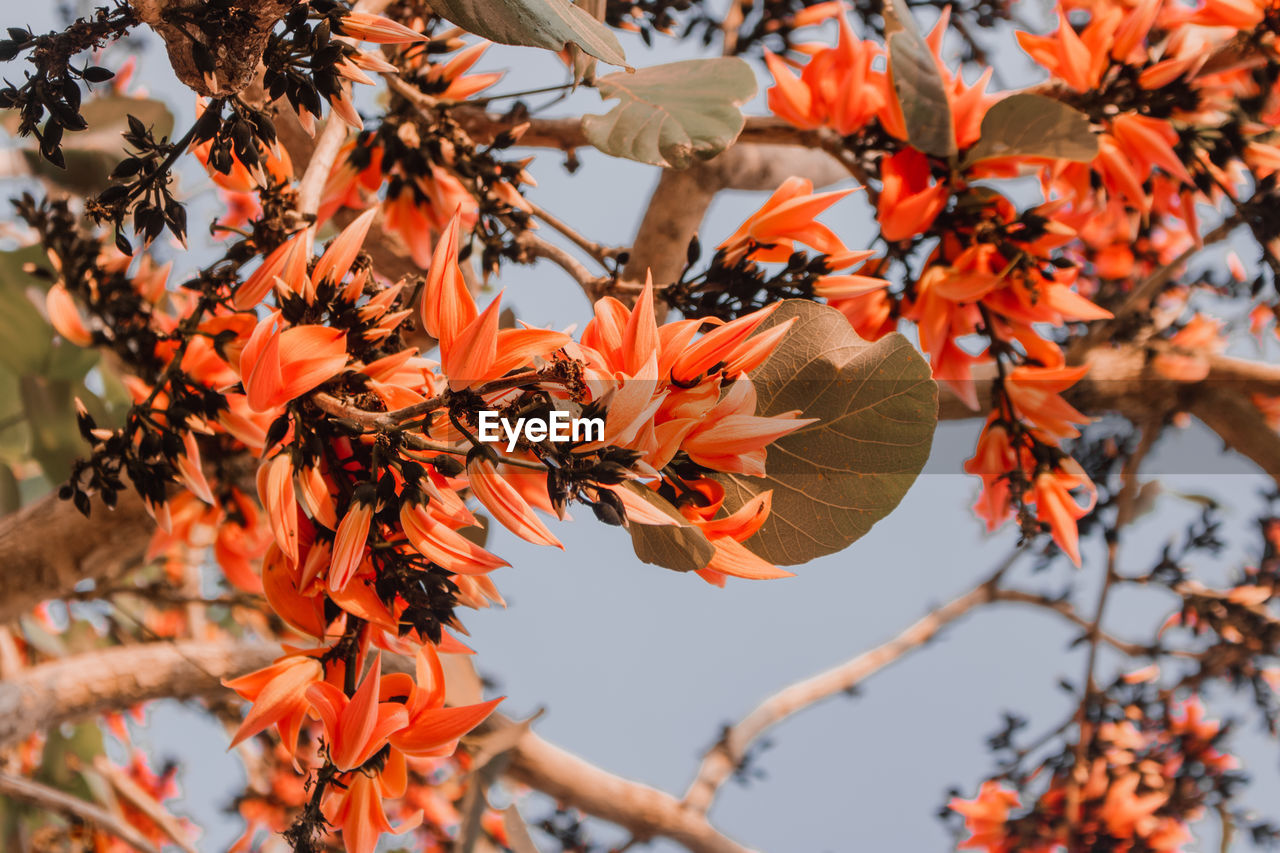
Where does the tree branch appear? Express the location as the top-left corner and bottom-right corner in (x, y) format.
(0, 642), (756, 853)
(1187, 384), (1280, 483)
(0, 771), (161, 853)
(0, 641), (277, 748)
(0, 490), (151, 625)
(130, 0), (295, 96)
(500, 721), (756, 853)
(681, 561), (1012, 814)
(621, 143), (852, 297)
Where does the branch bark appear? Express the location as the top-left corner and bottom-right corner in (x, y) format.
(130, 0), (295, 96)
(622, 143), (851, 294)
(502, 723), (756, 853)
(0, 642), (755, 853)
(1187, 384), (1280, 482)
(0, 641), (277, 748)
(0, 490), (151, 625)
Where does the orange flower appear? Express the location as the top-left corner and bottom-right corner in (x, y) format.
(257, 453), (300, 564)
(420, 213), (475, 348)
(383, 645), (503, 756)
(681, 376), (814, 476)
(1028, 461), (1096, 566)
(239, 313), (350, 413)
(312, 207), (379, 291)
(224, 652), (323, 750)
(330, 498), (374, 593)
(877, 148), (949, 242)
(400, 501), (509, 575)
(306, 653), (409, 771)
(1003, 364), (1093, 441)
(322, 770), (421, 853)
(319, 142), (384, 224)
(1016, 7), (1116, 93)
(689, 490), (794, 586)
(235, 226), (312, 310)
(423, 42), (503, 100)
(337, 12), (428, 44)
(46, 283), (93, 346)
(950, 781), (1021, 852)
(762, 10), (891, 136)
(668, 303), (788, 385)
(466, 457), (563, 548)
(421, 213), (568, 390)
(719, 176), (860, 266)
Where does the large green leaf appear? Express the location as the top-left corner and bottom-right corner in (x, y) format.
(583, 58), (757, 168)
(0, 247), (54, 376)
(35, 722), (104, 802)
(884, 0), (955, 159)
(426, 0), (629, 69)
(0, 369), (31, 467)
(622, 482), (716, 572)
(714, 300), (937, 565)
(962, 94), (1098, 166)
(20, 375), (84, 484)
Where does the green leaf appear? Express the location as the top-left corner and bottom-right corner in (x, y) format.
(19, 375), (84, 484)
(583, 58), (757, 168)
(882, 0), (954, 159)
(713, 300), (937, 565)
(426, 0), (629, 69)
(35, 722), (104, 802)
(0, 369), (31, 467)
(0, 465), (18, 514)
(962, 93), (1098, 166)
(0, 247), (53, 376)
(888, 31), (955, 159)
(622, 482), (716, 572)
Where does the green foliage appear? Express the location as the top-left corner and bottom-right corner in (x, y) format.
(962, 94), (1098, 165)
(715, 301), (938, 565)
(624, 481), (717, 572)
(583, 58), (757, 168)
(884, 0), (956, 159)
(0, 248), (127, 495)
(426, 0), (629, 69)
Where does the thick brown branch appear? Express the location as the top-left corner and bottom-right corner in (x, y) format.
(621, 143), (852, 297)
(501, 723), (755, 853)
(0, 490), (152, 625)
(939, 345), (1280, 427)
(1187, 384), (1280, 483)
(130, 0), (294, 96)
(0, 641), (277, 748)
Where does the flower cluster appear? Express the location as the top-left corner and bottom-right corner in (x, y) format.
(951, 698), (1238, 852)
(756, 0), (1280, 564)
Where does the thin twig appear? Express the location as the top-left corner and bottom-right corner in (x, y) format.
(527, 200), (621, 264)
(1065, 418), (1160, 835)
(682, 550), (1023, 813)
(291, 0), (390, 219)
(310, 391), (552, 470)
(93, 756), (198, 853)
(515, 230), (606, 295)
